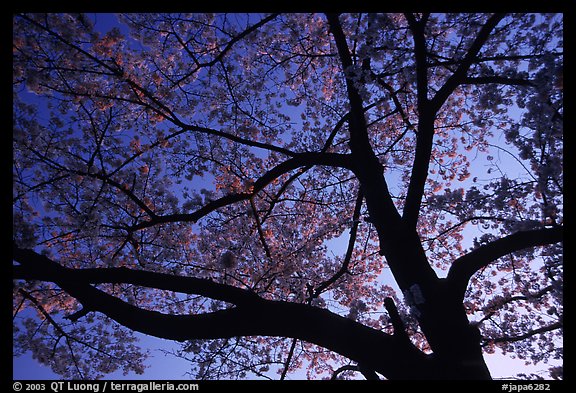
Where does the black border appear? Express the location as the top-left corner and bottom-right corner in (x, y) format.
(6, 2), (572, 389)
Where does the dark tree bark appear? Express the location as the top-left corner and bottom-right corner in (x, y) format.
(14, 243), (438, 380)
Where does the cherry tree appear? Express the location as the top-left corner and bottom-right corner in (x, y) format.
(13, 13), (563, 380)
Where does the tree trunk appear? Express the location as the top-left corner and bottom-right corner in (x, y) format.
(417, 282), (492, 379)
(354, 156), (492, 379)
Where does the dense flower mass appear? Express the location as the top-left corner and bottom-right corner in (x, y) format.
(13, 13), (562, 380)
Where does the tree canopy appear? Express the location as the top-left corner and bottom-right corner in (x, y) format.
(13, 13), (563, 380)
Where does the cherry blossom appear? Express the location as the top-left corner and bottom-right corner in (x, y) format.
(13, 12), (562, 380)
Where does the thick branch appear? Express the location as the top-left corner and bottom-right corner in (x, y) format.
(128, 152), (352, 231)
(477, 285), (556, 326)
(13, 244), (435, 380)
(402, 13), (434, 229)
(177, 123), (296, 157)
(325, 13), (371, 153)
(13, 244), (261, 307)
(447, 226), (563, 299)
(331, 365), (360, 380)
(384, 297), (411, 344)
(279, 337), (297, 380)
(404, 13), (429, 112)
(327, 14), (439, 295)
(330, 363), (380, 380)
(487, 321), (562, 345)
(402, 13), (505, 230)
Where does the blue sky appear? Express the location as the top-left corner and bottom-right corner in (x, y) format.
(13, 336), (553, 380)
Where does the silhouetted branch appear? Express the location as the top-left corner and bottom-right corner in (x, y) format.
(331, 364), (359, 380)
(128, 152), (353, 231)
(447, 226), (563, 299)
(13, 243), (435, 379)
(330, 364), (380, 380)
(486, 321), (562, 345)
(402, 13), (506, 230)
(384, 297), (411, 344)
